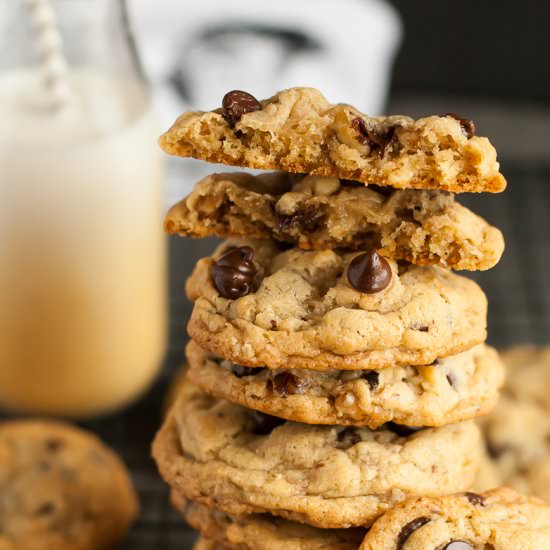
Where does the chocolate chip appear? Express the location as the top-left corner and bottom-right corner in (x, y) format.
(444, 113), (476, 139)
(222, 90), (262, 127)
(231, 364), (264, 378)
(270, 372), (305, 396)
(446, 373), (456, 388)
(487, 441), (511, 459)
(274, 205), (320, 234)
(464, 492), (485, 506)
(352, 117), (395, 156)
(386, 422), (425, 437)
(361, 370), (380, 390)
(347, 250), (392, 293)
(250, 410), (285, 435)
(439, 542), (474, 550)
(36, 502), (56, 516)
(45, 438), (64, 452)
(336, 427), (362, 450)
(211, 246), (256, 299)
(397, 516), (431, 549)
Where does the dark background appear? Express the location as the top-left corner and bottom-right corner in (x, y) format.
(388, 0), (549, 104)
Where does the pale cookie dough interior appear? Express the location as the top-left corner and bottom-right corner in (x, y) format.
(159, 87), (506, 193)
(166, 172), (504, 271)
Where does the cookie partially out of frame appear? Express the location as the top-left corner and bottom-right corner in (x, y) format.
(172, 493), (365, 550)
(166, 172), (504, 271)
(152, 379), (481, 529)
(475, 346), (550, 503)
(0, 420), (139, 550)
(359, 487), (550, 550)
(186, 341), (504, 428)
(159, 87), (506, 193)
(186, 239), (487, 370)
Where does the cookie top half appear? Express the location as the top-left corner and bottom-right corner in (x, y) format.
(152, 379), (481, 529)
(159, 87), (506, 193)
(165, 172), (504, 271)
(359, 488), (550, 549)
(0, 420), (138, 550)
(186, 239), (487, 370)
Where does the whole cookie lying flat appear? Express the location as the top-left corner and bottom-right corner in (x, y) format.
(359, 487), (550, 549)
(475, 346), (550, 503)
(165, 172), (504, 271)
(152, 380), (481, 529)
(0, 420), (138, 550)
(186, 341), (504, 428)
(159, 87), (506, 193)
(172, 492), (365, 550)
(186, 239), (487, 370)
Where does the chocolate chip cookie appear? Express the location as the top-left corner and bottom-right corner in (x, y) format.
(186, 341), (504, 428)
(193, 537), (225, 550)
(165, 172), (504, 270)
(359, 487), (550, 549)
(0, 420), (139, 550)
(186, 239), (487, 370)
(475, 346), (550, 503)
(172, 492), (365, 550)
(152, 379), (481, 529)
(159, 87), (506, 193)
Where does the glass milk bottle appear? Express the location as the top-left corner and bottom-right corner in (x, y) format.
(0, 1), (166, 417)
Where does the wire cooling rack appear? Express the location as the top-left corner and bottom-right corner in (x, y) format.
(2, 161), (550, 549)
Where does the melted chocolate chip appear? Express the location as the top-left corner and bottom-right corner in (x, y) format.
(439, 542), (474, 550)
(270, 372), (305, 396)
(352, 117), (395, 156)
(231, 364), (264, 378)
(45, 438), (64, 452)
(361, 370), (380, 390)
(446, 373), (456, 388)
(274, 205), (320, 234)
(386, 423), (425, 437)
(222, 90), (262, 127)
(347, 250), (392, 294)
(336, 427), (362, 450)
(464, 492), (486, 506)
(444, 113), (476, 139)
(487, 441), (512, 459)
(397, 516), (431, 549)
(36, 502), (56, 516)
(250, 410), (285, 435)
(211, 246), (256, 299)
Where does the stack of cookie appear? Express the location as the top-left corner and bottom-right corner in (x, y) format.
(153, 88), (511, 548)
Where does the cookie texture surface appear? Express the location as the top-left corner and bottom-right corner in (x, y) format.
(475, 346), (550, 503)
(152, 380), (481, 529)
(193, 537), (225, 550)
(186, 239), (487, 370)
(186, 341), (504, 428)
(172, 493), (365, 550)
(0, 420), (138, 550)
(159, 87), (506, 193)
(359, 487), (550, 549)
(166, 172), (504, 270)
